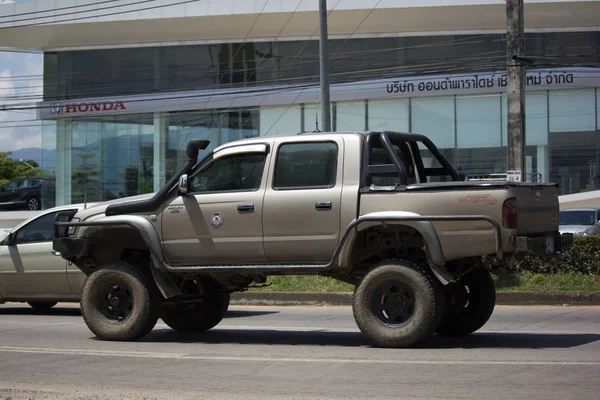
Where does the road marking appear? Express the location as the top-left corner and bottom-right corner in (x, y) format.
(0, 345), (598, 366)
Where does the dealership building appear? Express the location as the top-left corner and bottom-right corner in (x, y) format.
(1, 0), (599, 209)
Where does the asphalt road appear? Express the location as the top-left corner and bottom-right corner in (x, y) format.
(0, 303), (598, 400)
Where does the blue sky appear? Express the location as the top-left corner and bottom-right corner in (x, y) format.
(0, 0), (43, 153)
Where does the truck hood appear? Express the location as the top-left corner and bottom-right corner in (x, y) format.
(559, 225), (594, 235)
(75, 193), (157, 220)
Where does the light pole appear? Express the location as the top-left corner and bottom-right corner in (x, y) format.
(18, 159), (36, 170)
(318, 0), (331, 132)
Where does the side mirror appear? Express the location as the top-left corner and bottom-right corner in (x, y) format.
(6, 232), (15, 245)
(178, 174), (189, 195)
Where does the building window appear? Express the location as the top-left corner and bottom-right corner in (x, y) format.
(259, 106), (302, 136)
(549, 89), (596, 133)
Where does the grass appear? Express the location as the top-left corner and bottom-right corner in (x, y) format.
(494, 271), (600, 292)
(249, 275), (354, 292)
(248, 272), (600, 292)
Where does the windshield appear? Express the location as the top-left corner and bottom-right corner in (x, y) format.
(559, 210), (597, 226)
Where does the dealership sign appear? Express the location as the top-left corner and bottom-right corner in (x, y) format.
(37, 68), (599, 120)
(49, 100), (127, 116)
(385, 71), (576, 95)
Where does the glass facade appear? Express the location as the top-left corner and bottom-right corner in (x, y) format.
(43, 32), (600, 101)
(40, 32), (600, 209)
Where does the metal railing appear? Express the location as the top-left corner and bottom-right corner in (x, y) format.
(465, 172), (543, 183)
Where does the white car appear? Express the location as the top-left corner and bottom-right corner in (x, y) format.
(0, 203), (92, 310)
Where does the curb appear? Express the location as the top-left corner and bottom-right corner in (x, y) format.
(230, 291), (600, 307)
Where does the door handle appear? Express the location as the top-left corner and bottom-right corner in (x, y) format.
(315, 201), (332, 210)
(237, 203), (254, 213)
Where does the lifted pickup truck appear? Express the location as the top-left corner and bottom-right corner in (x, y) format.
(53, 131), (573, 347)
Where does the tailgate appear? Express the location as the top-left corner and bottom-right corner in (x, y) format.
(513, 185), (560, 235)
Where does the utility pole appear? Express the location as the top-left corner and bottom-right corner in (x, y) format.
(506, 0), (526, 182)
(318, 0), (331, 132)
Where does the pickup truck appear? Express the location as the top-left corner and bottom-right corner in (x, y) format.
(53, 131), (573, 348)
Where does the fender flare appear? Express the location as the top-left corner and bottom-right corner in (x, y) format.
(63, 215), (179, 299)
(336, 211), (455, 284)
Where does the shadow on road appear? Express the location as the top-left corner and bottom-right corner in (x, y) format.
(143, 328), (369, 347)
(0, 306), (277, 320)
(0, 306), (81, 316)
(140, 329), (599, 349)
(224, 309), (280, 319)
(426, 332), (600, 349)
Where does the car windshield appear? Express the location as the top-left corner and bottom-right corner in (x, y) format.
(559, 210), (596, 226)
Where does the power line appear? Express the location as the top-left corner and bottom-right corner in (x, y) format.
(0, 0), (157, 24)
(0, 46), (514, 102)
(0, 34), (504, 82)
(2, 33), (596, 84)
(0, 0), (203, 30)
(1, 58), (598, 113)
(0, 0), (124, 19)
(1, 36), (503, 94)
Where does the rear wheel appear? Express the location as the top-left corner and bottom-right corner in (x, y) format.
(435, 266), (496, 337)
(161, 292), (230, 332)
(80, 261), (159, 341)
(27, 301), (57, 311)
(352, 260), (444, 348)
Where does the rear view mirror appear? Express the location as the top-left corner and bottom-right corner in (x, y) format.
(178, 174), (189, 195)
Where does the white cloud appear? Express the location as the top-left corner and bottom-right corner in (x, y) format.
(0, 56), (43, 152)
(0, 69), (15, 98)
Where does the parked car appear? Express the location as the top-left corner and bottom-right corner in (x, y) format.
(559, 207), (600, 236)
(0, 178), (55, 211)
(0, 203), (90, 310)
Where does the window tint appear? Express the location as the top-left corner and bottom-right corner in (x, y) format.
(190, 153), (267, 193)
(23, 179), (41, 188)
(15, 212), (56, 244)
(3, 180), (21, 190)
(274, 142), (338, 189)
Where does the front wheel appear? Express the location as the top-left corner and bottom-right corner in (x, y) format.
(352, 260), (444, 348)
(161, 292), (230, 332)
(435, 266), (496, 337)
(80, 261), (160, 341)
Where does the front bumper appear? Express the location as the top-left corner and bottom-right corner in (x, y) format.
(515, 232), (574, 257)
(53, 237), (88, 259)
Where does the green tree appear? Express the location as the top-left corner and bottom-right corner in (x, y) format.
(0, 151), (41, 186)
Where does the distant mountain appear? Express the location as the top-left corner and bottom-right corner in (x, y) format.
(8, 147), (42, 164)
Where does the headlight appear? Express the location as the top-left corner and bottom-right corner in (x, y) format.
(68, 217), (80, 235)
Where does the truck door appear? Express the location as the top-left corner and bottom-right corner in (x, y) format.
(263, 138), (344, 262)
(161, 143), (270, 265)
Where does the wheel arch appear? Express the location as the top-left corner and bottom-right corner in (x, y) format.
(70, 215), (178, 299)
(336, 211), (454, 285)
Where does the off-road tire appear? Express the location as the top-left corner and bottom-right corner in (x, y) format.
(435, 266), (496, 337)
(27, 301), (57, 311)
(80, 261), (160, 341)
(161, 292), (230, 332)
(352, 259), (444, 348)
(26, 196), (41, 211)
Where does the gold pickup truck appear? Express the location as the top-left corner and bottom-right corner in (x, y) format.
(53, 131), (573, 347)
